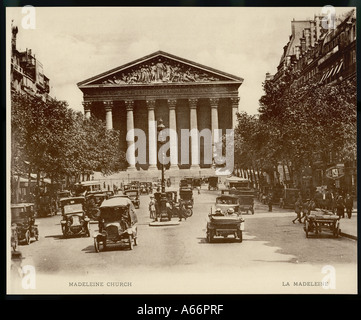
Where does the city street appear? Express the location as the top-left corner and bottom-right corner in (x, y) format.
(9, 187), (357, 295)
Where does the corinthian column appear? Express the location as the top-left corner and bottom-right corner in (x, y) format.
(104, 101), (113, 130)
(125, 100), (136, 171)
(189, 98), (200, 169)
(230, 97), (240, 129)
(82, 101), (91, 119)
(147, 100), (157, 170)
(209, 98), (219, 143)
(168, 99), (178, 170)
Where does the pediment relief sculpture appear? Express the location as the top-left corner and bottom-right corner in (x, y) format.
(100, 57), (225, 85)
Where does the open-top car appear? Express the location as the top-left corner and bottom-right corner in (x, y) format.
(124, 189), (140, 208)
(11, 203), (39, 249)
(60, 197), (90, 238)
(215, 194), (240, 214)
(93, 197), (138, 252)
(206, 207), (245, 243)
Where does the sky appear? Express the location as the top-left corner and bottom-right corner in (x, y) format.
(7, 6), (354, 115)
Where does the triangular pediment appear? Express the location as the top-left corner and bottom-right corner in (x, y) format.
(78, 51), (243, 87)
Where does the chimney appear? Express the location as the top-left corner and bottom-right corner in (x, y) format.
(11, 22), (18, 52)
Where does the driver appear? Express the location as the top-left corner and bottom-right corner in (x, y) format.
(214, 208), (223, 216)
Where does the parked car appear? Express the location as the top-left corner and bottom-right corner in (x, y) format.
(60, 197), (90, 237)
(11, 203), (39, 248)
(93, 197), (138, 252)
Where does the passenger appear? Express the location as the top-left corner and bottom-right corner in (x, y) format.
(227, 208), (235, 216)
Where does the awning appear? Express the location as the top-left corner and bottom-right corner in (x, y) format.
(325, 67), (335, 79)
(333, 61), (343, 75)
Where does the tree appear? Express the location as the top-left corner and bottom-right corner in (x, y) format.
(11, 93), (127, 200)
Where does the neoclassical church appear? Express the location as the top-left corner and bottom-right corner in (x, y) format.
(77, 51), (243, 174)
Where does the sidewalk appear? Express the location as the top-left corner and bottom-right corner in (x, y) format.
(340, 210), (358, 240)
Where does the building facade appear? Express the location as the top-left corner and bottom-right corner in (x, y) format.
(78, 51), (243, 173)
(266, 9), (356, 195)
(10, 23), (51, 100)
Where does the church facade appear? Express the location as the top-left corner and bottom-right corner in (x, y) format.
(77, 51), (243, 173)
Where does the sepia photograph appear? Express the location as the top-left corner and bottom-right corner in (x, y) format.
(6, 4), (357, 297)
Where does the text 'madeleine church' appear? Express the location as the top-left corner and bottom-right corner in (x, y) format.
(77, 51), (244, 178)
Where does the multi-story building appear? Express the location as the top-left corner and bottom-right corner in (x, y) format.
(10, 23), (51, 100)
(272, 9), (356, 87)
(266, 9), (356, 195)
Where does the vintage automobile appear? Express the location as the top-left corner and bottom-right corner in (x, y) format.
(11, 203), (39, 247)
(304, 209), (341, 238)
(146, 182), (153, 194)
(37, 194), (56, 217)
(215, 194), (240, 214)
(60, 197), (90, 237)
(73, 180), (102, 196)
(206, 207), (245, 243)
(124, 189), (140, 209)
(225, 176), (252, 191)
(179, 179), (189, 188)
(139, 182), (149, 195)
(178, 187), (194, 217)
(93, 197), (138, 252)
(85, 191), (108, 220)
(192, 178), (202, 189)
(279, 188), (301, 209)
(208, 176), (219, 190)
(222, 189), (255, 214)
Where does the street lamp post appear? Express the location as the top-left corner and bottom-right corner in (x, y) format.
(157, 119), (169, 221)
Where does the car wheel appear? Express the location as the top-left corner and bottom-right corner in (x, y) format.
(305, 221), (309, 238)
(35, 231), (39, 241)
(134, 236), (138, 246)
(129, 235), (133, 250)
(206, 230), (213, 243)
(94, 238), (100, 253)
(237, 230), (243, 243)
(25, 230), (31, 245)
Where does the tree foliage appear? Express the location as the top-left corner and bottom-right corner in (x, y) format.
(235, 77), (357, 186)
(11, 93), (127, 189)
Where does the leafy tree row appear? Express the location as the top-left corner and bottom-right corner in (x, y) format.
(234, 77), (357, 190)
(11, 93), (127, 201)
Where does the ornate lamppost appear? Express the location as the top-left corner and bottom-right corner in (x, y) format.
(157, 119), (169, 221)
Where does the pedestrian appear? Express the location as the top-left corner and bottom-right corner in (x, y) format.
(345, 193), (353, 219)
(178, 200), (187, 222)
(300, 199), (310, 223)
(149, 196), (156, 221)
(292, 198), (302, 224)
(336, 195), (345, 218)
(267, 193), (273, 212)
